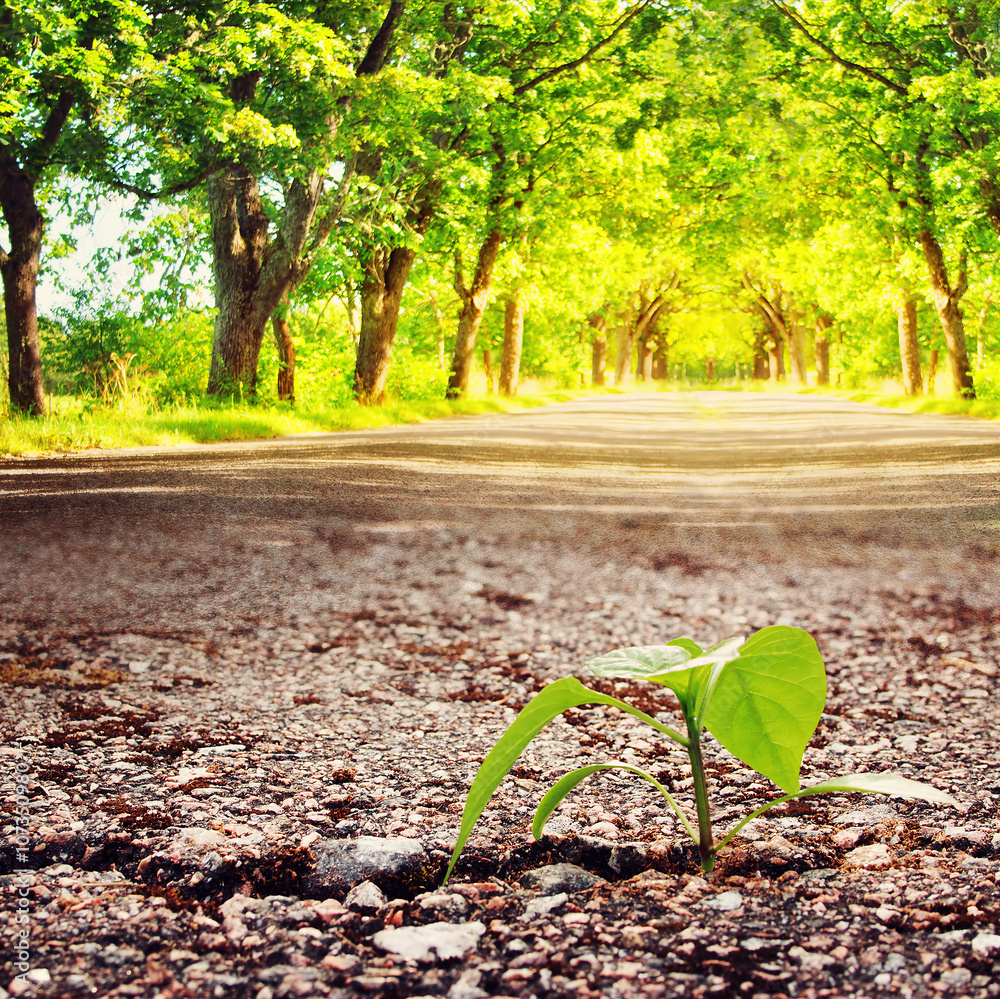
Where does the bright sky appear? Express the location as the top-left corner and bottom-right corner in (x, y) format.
(38, 193), (212, 317)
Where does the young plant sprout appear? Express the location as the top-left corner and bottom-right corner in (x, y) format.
(443, 626), (955, 881)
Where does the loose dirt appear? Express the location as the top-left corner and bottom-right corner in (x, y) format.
(1, 392), (999, 999)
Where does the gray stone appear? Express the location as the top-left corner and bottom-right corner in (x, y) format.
(418, 892), (470, 918)
(703, 890), (743, 912)
(940, 968), (973, 988)
(307, 836), (426, 893)
(344, 880), (387, 912)
(448, 969), (489, 999)
(373, 921), (485, 962)
(844, 843), (892, 869)
(518, 863), (604, 895)
(521, 892), (569, 921)
(882, 952), (907, 973)
(972, 933), (1000, 957)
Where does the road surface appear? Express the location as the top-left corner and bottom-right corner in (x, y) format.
(2, 391), (999, 635)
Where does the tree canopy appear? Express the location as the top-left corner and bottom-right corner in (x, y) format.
(4, 0), (1000, 413)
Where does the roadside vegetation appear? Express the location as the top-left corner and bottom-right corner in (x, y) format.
(4, 377), (1000, 458)
(3, 1), (999, 445)
(0, 386), (587, 456)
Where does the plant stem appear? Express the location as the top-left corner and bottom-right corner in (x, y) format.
(685, 718), (715, 872)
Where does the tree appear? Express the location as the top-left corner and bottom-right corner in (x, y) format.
(757, 0), (997, 397)
(0, 0), (152, 414)
(201, 3), (403, 397)
(349, 0), (658, 404)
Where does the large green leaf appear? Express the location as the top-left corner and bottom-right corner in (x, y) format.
(442, 677), (688, 884)
(703, 626), (826, 793)
(797, 771), (957, 806)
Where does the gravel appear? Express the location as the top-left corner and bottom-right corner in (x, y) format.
(2, 394), (999, 998)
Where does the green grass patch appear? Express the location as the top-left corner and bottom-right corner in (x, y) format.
(0, 387), (602, 457)
(798, 384), (1000, 421)
(7, 379), (995, 458)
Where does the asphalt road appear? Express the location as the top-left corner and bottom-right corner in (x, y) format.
(2, 391), (999, 636)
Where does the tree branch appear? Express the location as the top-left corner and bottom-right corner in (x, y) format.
(768, 1), (909, 97)
(513, 2), (650, 96)
(100, 166), (216, 202)
(955, 252), (968, 302)
(356, 1), (407, 76)
(303, 153), (357, 261)
(453, 250), (469, 301)
(33, 88), (77, 162)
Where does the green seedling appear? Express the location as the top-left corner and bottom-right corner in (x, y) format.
(443, 626), (955, 881)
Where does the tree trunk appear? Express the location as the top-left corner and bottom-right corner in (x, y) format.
(448, 228), (503, 397)
(499, 293), (525, 396)
(205, 4), (405, 397)
(614, 293), (665, 386)
(896, 295), (922, 396)
(614, 318), (633, 385)
(637, 334), (653, 381)
(273, 292), (295, 403)
(705, 356), (716, 382)
(652, 353), (667, 380)
(206, 167), (270, 396)
(0, 162), (47, 415)
(815, 315), (832, 386)
(768, 332), (785, 383)
(206, 163), (326, 398)
(483, 348), (495, 394)
(752, 328), (770, 380)
(588, 314), (606, 385)
(788, 324), (807, 385)
(927, 349), (939, 392)
(919, 230), (974, 398)
(354, 246), (416, 405)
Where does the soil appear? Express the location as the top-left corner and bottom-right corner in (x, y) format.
(1, 393), (999, 999)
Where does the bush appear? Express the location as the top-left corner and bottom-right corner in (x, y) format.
(974, 359), (1000, 401)
(42, 306), (215, 408)
(43, 309), (151, 407)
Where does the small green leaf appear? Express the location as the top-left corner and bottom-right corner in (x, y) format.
(586, 643), (703, 710)
(703, 626), (826, 793)
(533, 763), (698, 844)
(585, 640), (744, 714)
(442, 677), (687, 884)
(666, 638), (703, 657)
(797, 771), (957, 806)
(585, 645), (692, 679)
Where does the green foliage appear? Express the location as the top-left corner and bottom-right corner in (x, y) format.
(0, 384), (596, 454)
(18, 1), (1000, 407)
(43, 305), (213, 406)
(444, 627), (955, 882)
(386, 340), (450, 402)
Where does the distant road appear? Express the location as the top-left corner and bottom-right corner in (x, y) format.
(2, 392), (999, 633)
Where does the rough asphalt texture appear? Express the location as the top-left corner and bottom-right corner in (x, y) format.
(1, 391), (999, 999)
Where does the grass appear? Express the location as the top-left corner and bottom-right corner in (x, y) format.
(0, 385), (601, 457)
(796, 383), (1000, 421)
(3, 377), (997, 458)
